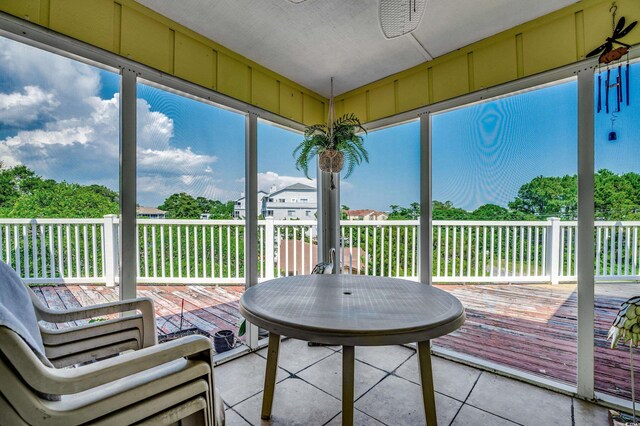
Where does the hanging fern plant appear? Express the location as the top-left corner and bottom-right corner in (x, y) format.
(293, 112), (369, 179)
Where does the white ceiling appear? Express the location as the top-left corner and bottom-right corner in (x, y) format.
(136, 0), (578, 97)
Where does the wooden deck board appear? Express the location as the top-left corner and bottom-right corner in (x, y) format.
(31, 282), (639, 401)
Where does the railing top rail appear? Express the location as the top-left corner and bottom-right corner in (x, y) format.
(594, 221), (640, 226)
(267, 220), (318, 226)
(136, 219), (244, 225)
(341, 220), (419, 226)
(0, 218), (107, 225)
(433, 220), (550, 226)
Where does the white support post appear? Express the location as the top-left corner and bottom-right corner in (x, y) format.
(419, 113), (432, 285)
(265, 217), (275, 279)
(547, 217), (561, 285)
(245, 112), (259, 349)
(103, 215), (118, 287)
(577, 68), (595, 400)
(119, 68), (137, 301)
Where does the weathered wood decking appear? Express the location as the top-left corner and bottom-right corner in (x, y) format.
(33, 282), (639, 401)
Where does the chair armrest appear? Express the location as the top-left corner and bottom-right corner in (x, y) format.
(36, 298), (157, 347)
(0, 330), (212, 396)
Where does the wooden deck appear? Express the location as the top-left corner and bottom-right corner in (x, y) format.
(33, 282), (639, 401)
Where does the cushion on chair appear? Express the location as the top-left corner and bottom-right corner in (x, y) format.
(0, 261), (50, 366)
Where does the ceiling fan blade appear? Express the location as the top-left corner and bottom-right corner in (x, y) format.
(287, 0), (308, 3)
(612, 16), (626, 37)
(586, 42), (608, 57)
(379, 0), (427, 39)
(614, 20), (637, 39)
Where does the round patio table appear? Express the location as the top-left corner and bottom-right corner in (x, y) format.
(239, 274), (465, 426)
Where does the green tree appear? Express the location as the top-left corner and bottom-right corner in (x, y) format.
(509, 174), (577, 219)
(158, 193), (201, 219)
(5, 182), (118, 218)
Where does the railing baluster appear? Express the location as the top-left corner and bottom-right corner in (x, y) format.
(388, 227), (393, 276)
(293, 227), (298, 276)
(617, 226), (623, 276)
(177, 226), (183, 278)
(475, 226), (480, 277)
(380, 227), (385, 276)
(357, 226), (361, 274)
(512, 226), (517, 276)
(227, 226), (232, 279)
(92, 224), (98, 278)
(504, 226), (510, 276)
(4, 225), (10, 266)
(194, 225), (200, 279)
(150, 225), (157, 278)
(533, 226), (540, 277)
(285, 227), (289, 276)
(143, 225), (150, 278)
(595, 226), (602, 276)
(169, 226), (175, 278)
(467, 226), (472, 277)
(444, 226), (450, 277)
(57, 225), (63, 278)
(276, 226), (281, 277)
(82, 225), (89, 278)
(235, 225), (239, 279)
(31, 223), (38, 279)
(559, 227), (565, 277)
(160, 225), (166, 278)
(452, 227), (457, 277)
(48, 225), (56, 278)
(366, 226), (370, 275)
(604, 227), (610, 276)
(497, 227), (502, 277)
(23, 225), (30, 278)
(411, 225), (416, 278)
(209, 226), (214, 278)
(633, 227), (638, 276)
(519, 226), (524, 276)
(625, 226), (631, 276)
(40, 224), (46, 278)
(395, 226), (400, 277)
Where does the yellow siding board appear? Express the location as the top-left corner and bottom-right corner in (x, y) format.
(342, 92), (367, 121)
(431, 55), (468, 102)
(522, 15), (576, 76)
(473, 38), (518, 89)
(120, 6), (172, 73)
(335, 99), (345, 119)
(280, 84), (302, 122)
(251, 70), (279, 112)
(303, 95), (324, 125)
(217, 53), (251, 103)
(174, 32), (214, 88)
(397, 69), (428, 112)
(1, 0), (40, 23)
(49, 0), (113, 51)
(368, 82), (396, 120)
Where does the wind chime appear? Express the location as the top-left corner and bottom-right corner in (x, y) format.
(587, 2), (637, 141)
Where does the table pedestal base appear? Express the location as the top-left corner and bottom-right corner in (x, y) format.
(418, 340), (437, 425)
(261, 333), (281, 420)
(260, 338), (438, 426)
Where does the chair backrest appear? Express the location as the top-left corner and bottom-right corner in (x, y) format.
(0, 261), (49, 365)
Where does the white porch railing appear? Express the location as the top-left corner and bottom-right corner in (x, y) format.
(0, 216), (638, 285)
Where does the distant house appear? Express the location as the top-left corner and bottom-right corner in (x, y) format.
(234, 190), (268, 219)
(262, 183), (317, 220)
(137, 206), (167, 219)
(345, 209), (388, 221)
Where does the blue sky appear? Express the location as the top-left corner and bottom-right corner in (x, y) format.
(1, 35), (638, 213)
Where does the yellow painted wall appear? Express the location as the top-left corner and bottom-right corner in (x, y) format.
(337, 0), (640, 123)
(0, 0), (327, 125)
(3, 0), (640, 125)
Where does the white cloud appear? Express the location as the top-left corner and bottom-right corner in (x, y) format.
(0, 86), (59, 126)
(0, 39), (228, 207)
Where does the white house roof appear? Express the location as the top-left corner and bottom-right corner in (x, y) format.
(135, 0), (578, 96)
(137, 206), (167, 215)
(236, 190), (268, 202)
(269, 183), (316, 197)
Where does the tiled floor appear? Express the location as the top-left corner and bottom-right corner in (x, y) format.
(215, 339), (611, 426)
